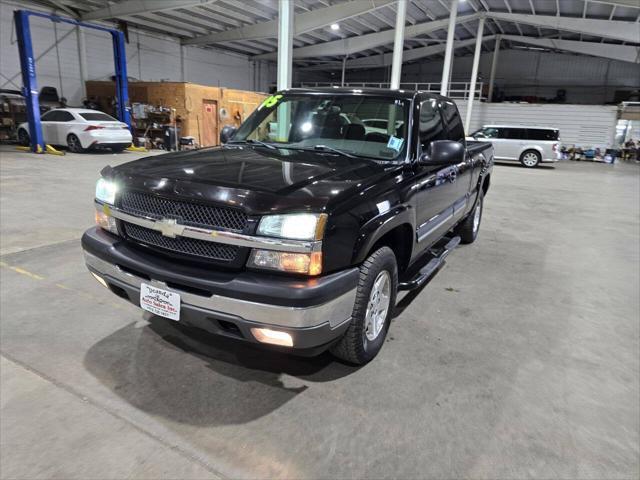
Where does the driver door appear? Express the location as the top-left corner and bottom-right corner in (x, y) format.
(413, 98), (459, 251)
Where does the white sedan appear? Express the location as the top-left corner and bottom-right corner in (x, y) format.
(18, 108), (132, 153)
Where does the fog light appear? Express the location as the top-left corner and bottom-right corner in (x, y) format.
(91, 272), (109, 289)
(251, 327), (293, 347)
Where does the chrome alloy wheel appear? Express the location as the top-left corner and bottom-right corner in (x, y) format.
(364, 270), (391, 341)
(522, 152), (539, 167)
(473, 199), (482, 233)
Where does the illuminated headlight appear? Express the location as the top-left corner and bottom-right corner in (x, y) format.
(95, 204), (119, 235)
(95, 177), (117, 205)
(248, 250), (322, 276)
(257, 213), (327, 241)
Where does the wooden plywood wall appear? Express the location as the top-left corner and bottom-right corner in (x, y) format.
(85, 81), (266, 146)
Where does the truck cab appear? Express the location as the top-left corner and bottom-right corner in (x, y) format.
(83, 88), (493, 364)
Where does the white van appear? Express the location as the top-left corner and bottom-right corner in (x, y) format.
(468, 125), (560, 168)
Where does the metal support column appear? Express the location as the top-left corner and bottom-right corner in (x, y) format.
(488, 35), (501, 102)
(14, 10), (45, 152)
(180, 45), (187, 82)
(277, 0), (294, 90)
(277, 0), (294, 142)
(111, 30), (131, 128)
(440, 0), (459, 96)
(389, 0), (407, 90)
(341, 56), (347, 86)
(465, 17), (484, 133)
(77, 27), (88, 98)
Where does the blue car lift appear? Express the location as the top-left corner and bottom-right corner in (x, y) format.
(14, 9), (132, 154)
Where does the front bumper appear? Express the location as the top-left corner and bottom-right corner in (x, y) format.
(82, 227), (358, 353)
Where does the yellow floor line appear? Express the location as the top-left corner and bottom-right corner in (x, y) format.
(0, 261), (45, 280)
(1, 262), (130, 311)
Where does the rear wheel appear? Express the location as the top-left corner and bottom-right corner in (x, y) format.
(17, 129), (30, 146)
(330, 246), (397, 365)
(520, 150), (541, 168)
(455, 192), (483, 244)
(67, 134), (85, 153)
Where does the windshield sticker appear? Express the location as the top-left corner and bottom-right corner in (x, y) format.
(387, 136), (404, 152)
(259, 94), (283, 110)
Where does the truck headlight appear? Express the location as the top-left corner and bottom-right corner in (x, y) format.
(95, 177), (117, 205)
(257, 213), (327, 241)
(248, 250), (322, 276)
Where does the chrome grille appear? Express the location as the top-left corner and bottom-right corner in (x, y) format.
(123, 223), (238, 262)
(119, 191), (247, 232)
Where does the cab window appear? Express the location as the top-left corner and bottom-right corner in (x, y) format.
(418, 99), (446, 151)
(441, 100), (465, 142)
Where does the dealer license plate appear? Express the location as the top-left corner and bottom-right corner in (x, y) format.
(140, 283), (180, 321)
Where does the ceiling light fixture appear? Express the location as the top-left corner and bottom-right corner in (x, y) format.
(330, 23), (340, 30)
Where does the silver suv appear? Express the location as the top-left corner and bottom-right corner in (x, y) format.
(468, 125), (560, 168)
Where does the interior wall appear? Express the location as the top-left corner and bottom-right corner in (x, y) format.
(0, 0), (276, 105)
(345, 49), (640, 104)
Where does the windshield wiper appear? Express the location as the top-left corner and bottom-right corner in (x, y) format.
(311, 144), (357, 158)
(229, 139), (277, 150)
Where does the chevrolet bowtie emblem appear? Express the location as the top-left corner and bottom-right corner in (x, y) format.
(156, 218), (185, 238)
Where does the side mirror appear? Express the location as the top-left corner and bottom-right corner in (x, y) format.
(419, 140), (465, 165)
(220, 125), (237, 144)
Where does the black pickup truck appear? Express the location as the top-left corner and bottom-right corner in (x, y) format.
(83, 88), (493, 364)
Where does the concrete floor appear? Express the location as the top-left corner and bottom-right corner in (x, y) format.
(1, 145), (638, 479)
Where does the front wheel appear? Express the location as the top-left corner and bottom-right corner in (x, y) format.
(330, 246), (397, 365)
(520, 150), (541, 168)
(67, 134), (85, 153)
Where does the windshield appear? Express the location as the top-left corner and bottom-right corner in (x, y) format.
(232, 94), (410, 161)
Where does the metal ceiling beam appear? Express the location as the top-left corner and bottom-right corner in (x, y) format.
(301, 35), (495, 70)
(501, 35), (640, 63)
(588, 0), (640, 8)
(182, 0), (394, 46)
(81, 0), (217, 21)
(255, 13), (480, 60)
(486, 12), (640, 43)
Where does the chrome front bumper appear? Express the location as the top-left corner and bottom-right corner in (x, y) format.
(84, 251), (356, 331)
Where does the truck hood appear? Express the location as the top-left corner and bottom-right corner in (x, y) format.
(110, 146), (396, 215)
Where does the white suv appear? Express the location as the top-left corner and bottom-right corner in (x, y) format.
(468, 125), (560, 168)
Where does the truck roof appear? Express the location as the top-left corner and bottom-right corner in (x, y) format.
(279, 87), (444, 101)
(482, 124), (559, 130)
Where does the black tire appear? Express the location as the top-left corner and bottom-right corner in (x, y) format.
(455, 192), (483, 244)
(330, 246), (398, 365)
(520, 149), (541, 168)
(67, 133), (85, 153)
(17, 128), (30, 146)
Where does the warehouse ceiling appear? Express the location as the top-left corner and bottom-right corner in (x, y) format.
(31, 0), (640, 67)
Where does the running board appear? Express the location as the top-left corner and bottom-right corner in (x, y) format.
(397, 236), (461, 291)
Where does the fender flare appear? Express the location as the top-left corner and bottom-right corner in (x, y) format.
(352, 204), (414, 265)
